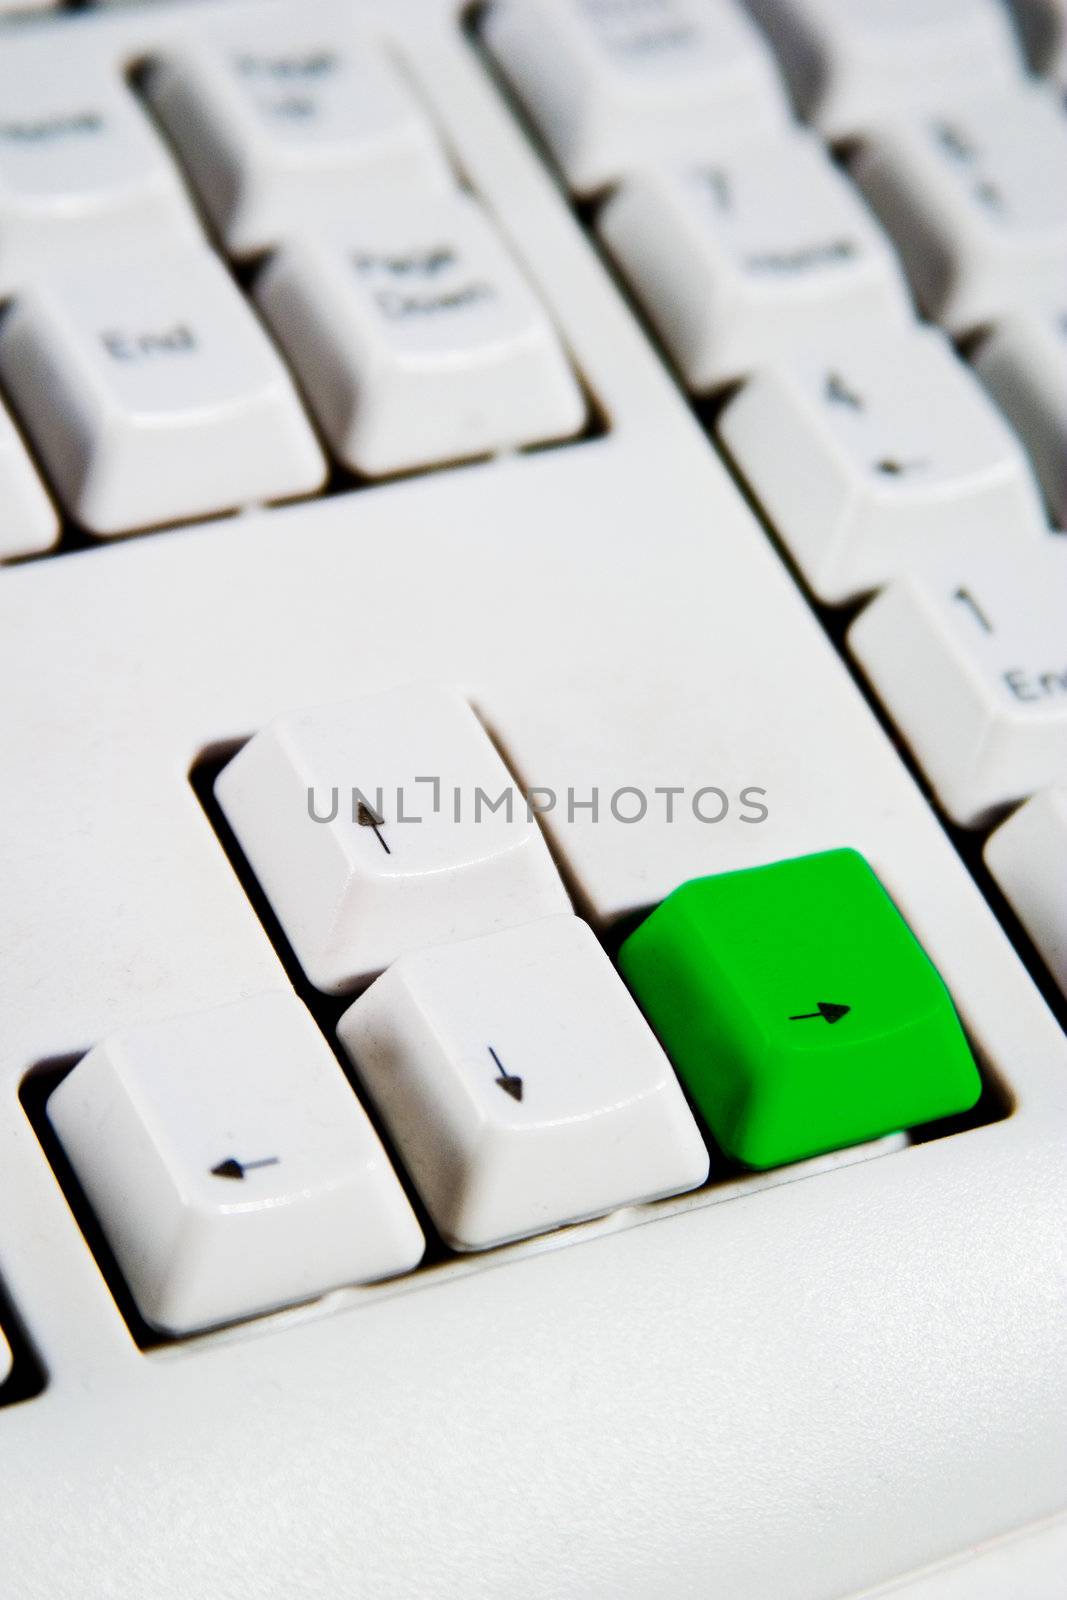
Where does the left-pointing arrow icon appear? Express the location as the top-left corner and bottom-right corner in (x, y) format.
(210, 1156), (280, 1180)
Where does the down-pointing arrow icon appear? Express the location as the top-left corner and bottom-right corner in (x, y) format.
(488, 1045), (523, 1102)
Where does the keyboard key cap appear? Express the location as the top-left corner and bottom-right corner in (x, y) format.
(255, 191), (586, 477)
(597, 128), (913, 390)
(338, 914), (709, 1250)
(851, 89), (1067, 335)
(47, 992), (425, 1335)
(716, 323), (1044, 603)
(619, 849), (981, 1170)
(985, 787), (1067, 996)
(1008, 0), (1067, 86)
(215, 684), (572, 994)
(0, 397), (57, 561)
(972, 307), (1067, 527)
(0, 247), (326, 536)
(849, 539), (1067, 826)
(743, 0), (1025, 140)
(0, 61), (202, 295)
(483, 0), (790, 195)
(146, 25), (453, 257)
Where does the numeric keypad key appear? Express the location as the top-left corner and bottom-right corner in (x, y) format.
(985, 786), (1067, 996)
(849, 539), (1067, 825)
(598, 129), (912, 390)
(745, 0), (1025, 140)
(973, 307), (1067, 527)
(716, 324), (1045, 602)
(484, 0), (791, 194)
(852, 89), (1067, 334)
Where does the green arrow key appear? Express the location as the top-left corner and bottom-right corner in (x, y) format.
(618, 849), (982, 1170)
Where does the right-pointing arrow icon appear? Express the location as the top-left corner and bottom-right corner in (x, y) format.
(789, 1002), (851, 1025)
(488, 1045), (523, 1102)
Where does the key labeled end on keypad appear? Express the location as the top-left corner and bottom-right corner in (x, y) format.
(337, 914), (709, 1251)
(618, 849), (982, 1170)
(46, 992), (424, 1335)
(848, 539), (1067, 826)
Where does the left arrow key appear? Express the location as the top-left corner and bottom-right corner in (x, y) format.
(46, 992), (425, 1335)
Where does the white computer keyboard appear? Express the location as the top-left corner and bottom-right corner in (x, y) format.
(1, 2), (1066, 1597)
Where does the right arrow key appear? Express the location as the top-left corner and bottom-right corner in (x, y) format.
(619, 849), (982, 1171)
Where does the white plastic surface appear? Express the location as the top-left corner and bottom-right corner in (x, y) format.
(985, 787), (1067, 996)
(0, 58), (202, 296)
(215, 684), (572, 991)
(0, 398), (56, 561)
(849, 539), (1067, 827)
(0, 4), (1065, 1600)
(973, 307), (1067, 527)
(147, 20), (454, 255)
(598, 127), (913, 390)
(0, 1329), (10, 1387)
(256, 188), (586, 475)
(716, 322), (1045, 602)
(47, 991), (425, 1335)
(851, 88), (1067, 335)
(743, 0), (1026, 140)
(484, 0), (791, 194)
(338, 913), (710, 1249)
(0, 246), (326, 535)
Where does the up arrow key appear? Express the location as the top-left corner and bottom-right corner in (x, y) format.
(788, 1002), (851, 1024)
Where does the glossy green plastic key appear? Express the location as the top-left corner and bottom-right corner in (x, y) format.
(618, 849), (982, 1170)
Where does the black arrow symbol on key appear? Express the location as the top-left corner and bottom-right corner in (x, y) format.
(356, 799), (390, 854)
(210, 1156), (281, 1180)
(488, 1045), (523, 1102)
(788, 1002), (851, 1024)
